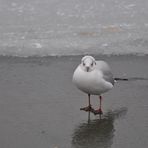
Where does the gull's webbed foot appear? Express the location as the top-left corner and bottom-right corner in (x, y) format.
(93, 108), (103, 115)
(80, 105), (94, 112)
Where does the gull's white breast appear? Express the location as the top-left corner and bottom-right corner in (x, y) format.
(73, 66), (113, 95)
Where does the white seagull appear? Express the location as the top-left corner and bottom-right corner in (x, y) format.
(73, 55), (115, 115)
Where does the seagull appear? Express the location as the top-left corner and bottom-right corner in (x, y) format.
(72, 55), (115, 115)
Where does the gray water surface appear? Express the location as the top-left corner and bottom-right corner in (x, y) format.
(0, 56), (147, 148)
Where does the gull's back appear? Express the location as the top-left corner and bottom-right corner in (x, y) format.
(96, 60), (115, 85)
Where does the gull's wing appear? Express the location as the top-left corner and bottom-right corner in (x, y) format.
(96, 61), (115, 85)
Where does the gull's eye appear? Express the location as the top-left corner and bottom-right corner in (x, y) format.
(83, 62), (85, 66)
(91, 63), (93, 66)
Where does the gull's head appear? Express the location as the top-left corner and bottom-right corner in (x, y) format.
(80, 56), (96, 72)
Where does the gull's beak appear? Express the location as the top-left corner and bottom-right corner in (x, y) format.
(86, 66), (89, 72)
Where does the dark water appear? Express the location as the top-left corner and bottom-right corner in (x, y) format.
(72, 108), (127, 148)
(0, 55), (147, 148)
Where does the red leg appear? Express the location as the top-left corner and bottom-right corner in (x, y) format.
(94, 96), (103, 115)
(99, 96), (102, 111)
(80, 94), (94, 112)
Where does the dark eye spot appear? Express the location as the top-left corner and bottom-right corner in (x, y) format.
(91, 63), (93, 66)
(83, 63), (85, 66)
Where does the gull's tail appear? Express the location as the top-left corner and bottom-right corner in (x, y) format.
(114, 77), (128, 81)
(114, 77), (148, 81)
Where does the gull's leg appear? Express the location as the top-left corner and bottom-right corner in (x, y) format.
(80, 94), (94, 112)
(94, 95), (103, 115)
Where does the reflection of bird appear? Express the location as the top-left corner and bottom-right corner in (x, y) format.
(73, 56), (114, 114)
(72, 108), (127, 148)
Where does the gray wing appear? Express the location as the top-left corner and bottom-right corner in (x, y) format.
(96, 60), (115, 85)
